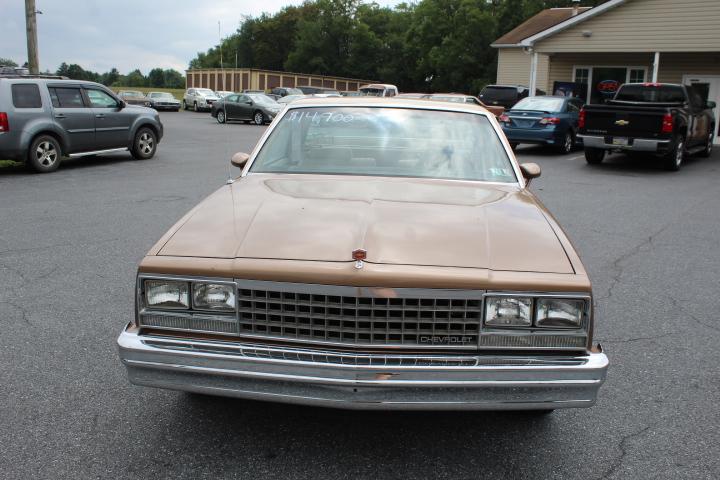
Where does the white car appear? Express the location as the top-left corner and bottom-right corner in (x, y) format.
(183, 88), (220, 112)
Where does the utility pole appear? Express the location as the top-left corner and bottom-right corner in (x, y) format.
(25, 0), (40, 74)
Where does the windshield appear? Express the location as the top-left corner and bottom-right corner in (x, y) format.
(196, 88), (215, 96)
(480, 87), (518, 102)
(512, 97), (564, 112)
(151, 92), (173, 98)
(613, 85), (686, 103)
(249, 107), (516, 183)
(248, 93), (279, 105)
(122, 91), (143, 97)
(284, 88), (303, 95)
(360, 88), (384, 97)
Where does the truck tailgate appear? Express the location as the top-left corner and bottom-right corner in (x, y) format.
(583, 104), (670, 139)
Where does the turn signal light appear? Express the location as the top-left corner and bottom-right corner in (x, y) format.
(0, 112), (8, 132)
(661, 113), (673, 133)
(578, 108), (586, 129)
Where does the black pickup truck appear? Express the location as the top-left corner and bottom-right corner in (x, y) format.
(578, 83), (715, 171)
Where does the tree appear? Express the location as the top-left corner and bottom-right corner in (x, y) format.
(101, 68), (120, 86)
(0, 57), (18, 67)
(148, 68), (165, 87)
(124, 69), (146, 87)
(163, 69), (185, 88)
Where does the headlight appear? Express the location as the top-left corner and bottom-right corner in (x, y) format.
(535, 298), (584, 328)
(145, 280), (189, 309)
(484, 296), (532, 327)
(193, 283), (236, 311)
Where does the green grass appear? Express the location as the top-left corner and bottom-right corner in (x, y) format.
(0, 159), (23, 169)
(111, 86), (185, 100)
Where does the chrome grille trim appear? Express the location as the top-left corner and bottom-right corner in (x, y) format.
(142, 337), (590, 368)
(236, 280), (483, 349)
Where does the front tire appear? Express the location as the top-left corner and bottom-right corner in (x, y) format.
(253, 110), (265, 125)
(217, 110), (226, 124)
(663, 135), (685, 171)
(28, 135), (62, 173)
(585, 147), (605, 165)
(193, 101), (199, 112)
(131, 127), (157, 160)
(182, 100), (187, 110)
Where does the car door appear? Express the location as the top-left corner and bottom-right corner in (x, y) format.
(47, 85), (95, 153)
(236, 94), (253, 120)
(566, 99), (583, 133)
(85, 87), (133, 149)
(224, 94), (240, 120)
(686, 87), (709, 147)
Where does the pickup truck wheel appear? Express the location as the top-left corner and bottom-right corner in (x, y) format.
(253, 111), (265, 125)
(698, 130), (714, 158)
(131, 127), (157, 160)
(584, 147), (605, 165)
(28, 135), (62, 173)
(217, 110), (226, 124)
(557, 131), (573, 154)
(664, 136), (685, 171)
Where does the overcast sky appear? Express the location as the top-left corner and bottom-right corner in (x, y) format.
(2, 0), (402, 74)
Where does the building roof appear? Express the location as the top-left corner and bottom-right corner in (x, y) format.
(492, 7), (592, 46)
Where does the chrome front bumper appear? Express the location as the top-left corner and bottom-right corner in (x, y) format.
(118, 325), (608, 410)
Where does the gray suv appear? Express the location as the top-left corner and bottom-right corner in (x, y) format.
(0, 77), (163, 173)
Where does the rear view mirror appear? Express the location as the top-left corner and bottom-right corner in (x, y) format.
(519, 162), (541, 186)
(231, 152), (250, 169)
(707, 101), (717, 109)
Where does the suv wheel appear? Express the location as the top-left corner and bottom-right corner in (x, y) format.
(217, 110), (226, 124)
(28, 135), (62, 173)
(131, 127), (157, 160)
(193, 101), (199, 112)
(253, 111), (265, 125)
(584, 147), (605, 165)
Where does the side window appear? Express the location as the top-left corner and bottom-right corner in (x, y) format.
(52, 87), (85, 108)
(227, 95), (239, 102)
(687, 88), (704, 109)
(86, 89), (118, 108)
(49, 88), (60, 107)
(567, 101), (580, 113)
(238, 95), (249, 103)
(11, 84), (43, 108)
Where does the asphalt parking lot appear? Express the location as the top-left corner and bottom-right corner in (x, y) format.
(1, 110), (719, 480)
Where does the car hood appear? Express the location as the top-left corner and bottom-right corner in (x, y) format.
(157, 175), (574, 274)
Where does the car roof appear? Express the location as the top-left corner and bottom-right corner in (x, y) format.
(0, 77), (104, 87)
(287, 96), (493, 115)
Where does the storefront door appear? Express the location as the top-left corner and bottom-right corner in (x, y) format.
(683, 75), (720, 144)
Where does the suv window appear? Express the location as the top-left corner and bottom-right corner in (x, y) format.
(50, 87), (86, 108)
(12, 84), (42, 108)
(86, 89), (118, 108)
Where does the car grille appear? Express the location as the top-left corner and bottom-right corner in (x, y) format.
(237, 284), (483, 349)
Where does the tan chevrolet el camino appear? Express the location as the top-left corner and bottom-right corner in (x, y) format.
(118, 98), (608, 412)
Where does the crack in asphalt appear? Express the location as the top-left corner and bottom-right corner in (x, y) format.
(666, 292), (719, 333)
(602, 331), (675, 344)
(0, 301), (32, 326)
(0, 236), (119, 257)
(597, 424), (654, 480)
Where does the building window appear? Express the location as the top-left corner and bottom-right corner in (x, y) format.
(629, 69), (645, 83)
(574, 68), (589, 85)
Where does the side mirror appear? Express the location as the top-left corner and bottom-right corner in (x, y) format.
(231, 152), (250, 169)
(118, 100), (126, 109)
(707, 101), (717, 109)
(519, 162), (541, 186)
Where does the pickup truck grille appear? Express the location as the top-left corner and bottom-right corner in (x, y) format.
(237, 283), (483, 349)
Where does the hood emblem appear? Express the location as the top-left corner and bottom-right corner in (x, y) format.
(352, 249), (367, 269)
(615, 119), (630, 126)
